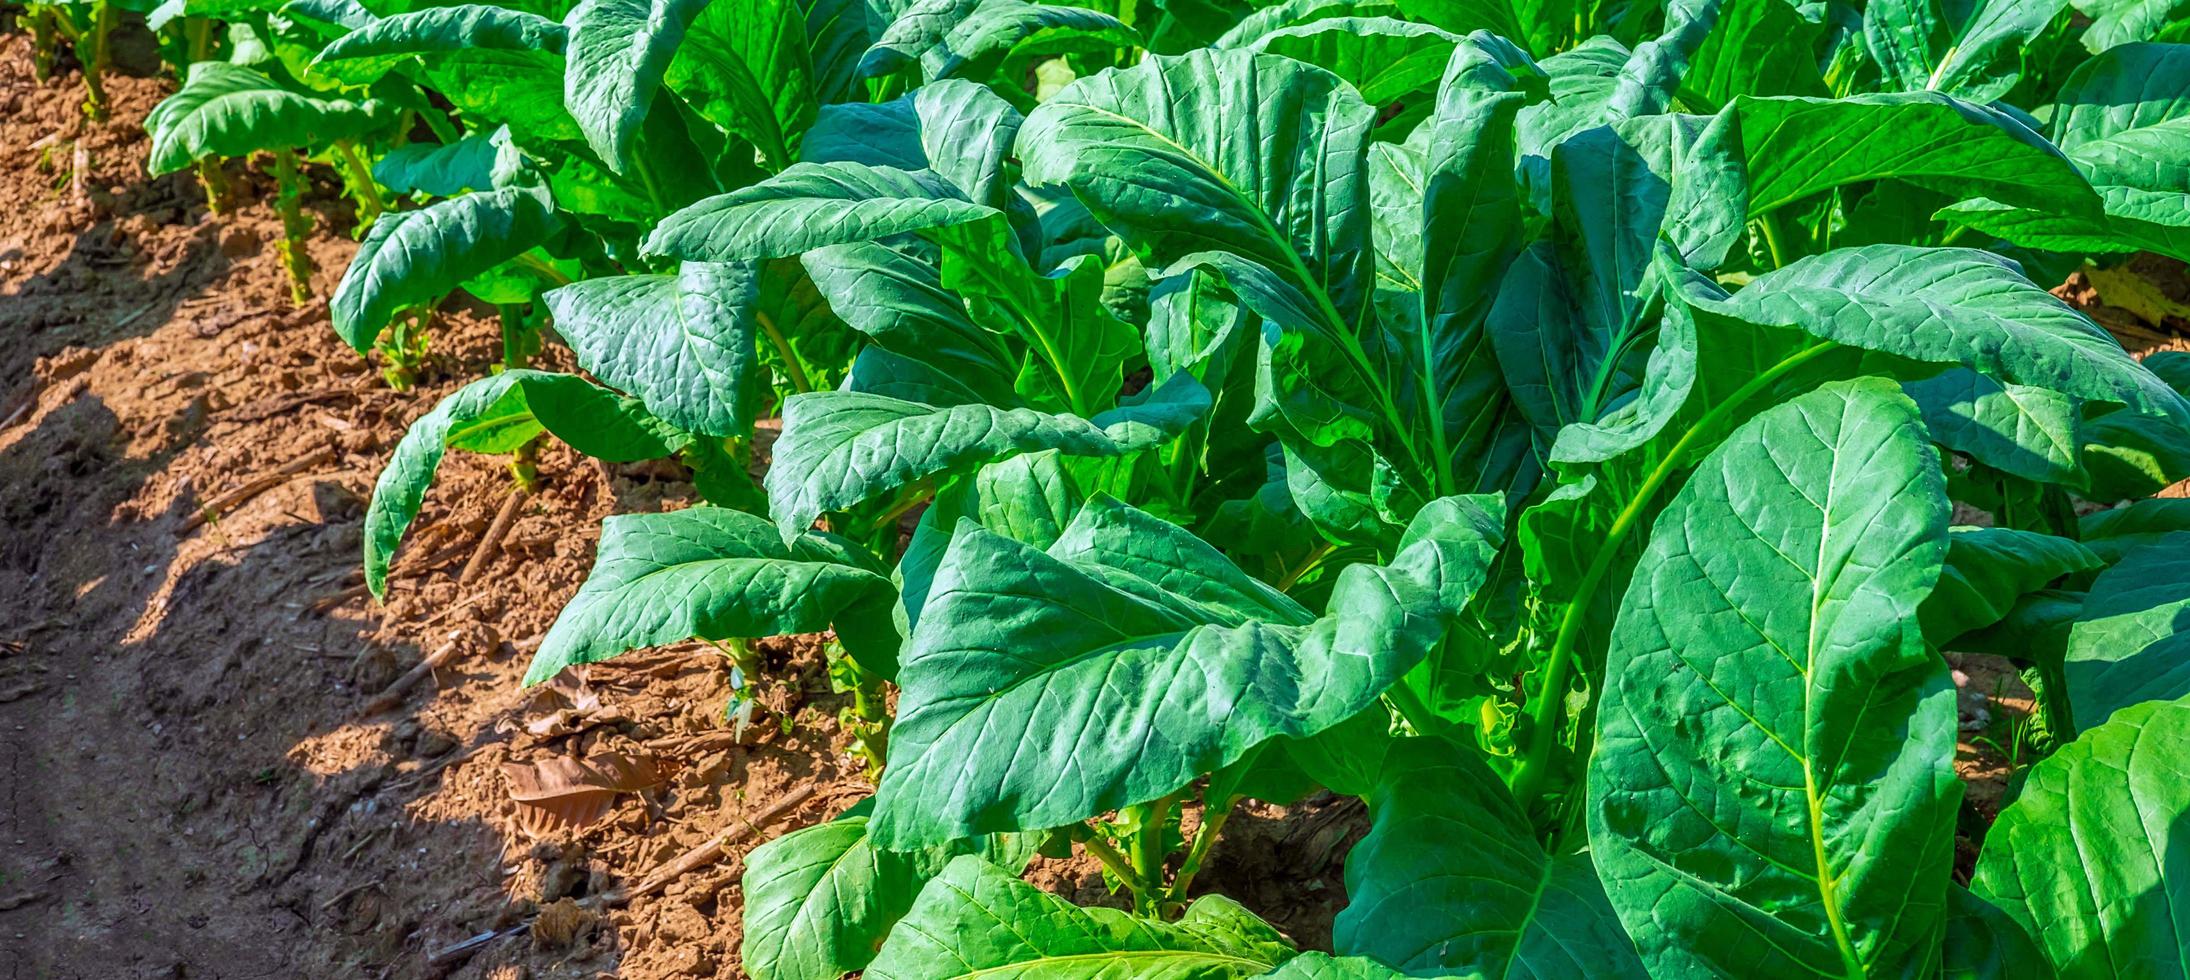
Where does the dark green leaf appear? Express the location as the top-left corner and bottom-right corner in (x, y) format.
(1973, 695), (2190, 979)
(364, 371), (683, 596)
(1588, 378), (1961, 978)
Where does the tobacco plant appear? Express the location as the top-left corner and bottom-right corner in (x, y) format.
(332, 0), (2190, 976)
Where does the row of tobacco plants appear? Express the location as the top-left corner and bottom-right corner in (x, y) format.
(32, 0), (2190, 972)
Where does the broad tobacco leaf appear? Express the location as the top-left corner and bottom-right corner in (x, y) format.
(1942, 885), (2054, 980)
(145, 62), (388, 174)
(761, 375), (1209, 543)
(309, 5), (580, 141)
(527, 507), (898, 684)
(331, 185), (563, 351)
(1588, 378), (1963, 978)
(643, 162), (996, 263)
(1336, 738), (1645, 977)
(741, 798), (1037, 980)
(364, 371), (684, 597)
(1940, 44), (2190, 261)
(542, 262), (765, 438)
(1864, 0), (2068, 102)
(1975, 695), (2190, 979)
(868, 494), (1496, 845)
(2061, 532), (2190, 734)
(864, 855), (1295, 978)
(666, 0), (818, 171)
(1923, 527), (2102, 648)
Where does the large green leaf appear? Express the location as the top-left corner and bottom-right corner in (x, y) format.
(919, 0), (1140, 82)
(364, 371), (683, 597)
(310, 5), (579, 140)
(1974, 695), (2190, 979)
(1393, 0), (1568, 56)
(560, 0), (708, 171)
(1943, 885), (2056, 980)
(1923, 527), (2103, 647)
(860, 0), (984, 78)
(1335, 738), (1645, 977)
(643, 162), (995, 263)
(2074, 0), (2190, 50)
(330, 185), (563, 351)
(799, 241), (1021, 404)
(1863, 0), (2068, 102)
(1683, 0), (1827, 106)
(541, 262), (762, 438)
(1938, 187), (2190, 263)
(865, 855), (1295, 979)
(742, 799), (1037, 980)
(371, 127), (512, 197)
(1683, 246), (2187, 424)
(145, 62), (386, 174)
(1019, 48), (1375, 360)
(762, 377), (1208, 544)
(1906, 369), (2085, 485)
(1589, 378), (1962, 978)
(868, 495), (1489, 844)
(2061, 532), (2190, 733)
(311, 5), (568, 83)
(1243, 17), (1461, 105)
(526, 507), (897, 684)
(1729, 93), (2102, 218)
(2080, 497), (2190, 563)
(1257, 954), (1407, 980)
(666, 0), (818, 170)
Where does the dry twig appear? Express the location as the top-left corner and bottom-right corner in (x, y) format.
(179, 446), (336, 533)
(607, 784), (817, 906)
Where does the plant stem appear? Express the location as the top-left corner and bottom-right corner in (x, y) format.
(197, 157), (231, 214)
(270, 148), (315, 304)
(1072, 826), (1161, 902)
(81, 0), (113, 123)
(184, 16), (211, 66)
(755, 309), (814, 393)
(1275, 542), (1334, 593)
(417, 103), (461, 145)
(1124, 793), (1177, 916)
(332, 139), (384, 232)
(29, 6), (58, 82)
(1756, 209), (1796, 270)
(514, 252), (573, 287)
(1508, 341), (1840, 814)
(837, 654), (891, 780)
(1167, 791), (1237, 908)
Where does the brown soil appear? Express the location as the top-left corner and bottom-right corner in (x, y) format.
(0, 31), (1355, 979)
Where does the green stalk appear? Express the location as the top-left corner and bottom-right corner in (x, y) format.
(417, 103), (462, 145)
(514, 252), (574, 287)
(755, 309), (814, 393)
(183, 16), (212, 66)
(197, 157), (232, 215)
(831, 647), (892, 782)
(29, 6), (58, 82)
(1756, 209), (1797, 270)
(499, 303), (543, 490)
(332, 139), (384, 232)
(1073, 826), (1160, 901)
(1508, 341), (1840, 813)
(81, 0), (113, 123)
(1124, 792), (1178, 917)
(1166, 791), (1237, 910)
(270, 148), (315, 304)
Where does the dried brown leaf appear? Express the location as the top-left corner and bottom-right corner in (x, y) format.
(503, 753), (660, 839)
